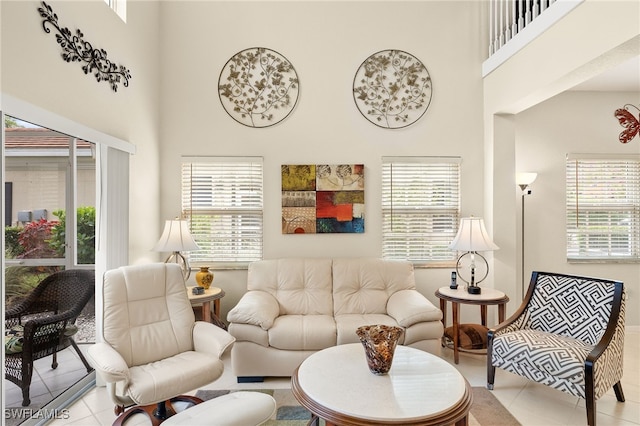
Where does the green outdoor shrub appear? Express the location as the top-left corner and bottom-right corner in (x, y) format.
(49, 207), (96, 264)
(4, 226), (24, 258)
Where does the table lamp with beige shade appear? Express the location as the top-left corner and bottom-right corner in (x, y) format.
(449, 216), (499, 294)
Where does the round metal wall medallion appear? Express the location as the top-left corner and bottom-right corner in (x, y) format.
(353, 49), (432, 129)
(218, 47), (300, 128)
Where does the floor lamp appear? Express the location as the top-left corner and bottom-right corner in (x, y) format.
(516, 172), (537, 300)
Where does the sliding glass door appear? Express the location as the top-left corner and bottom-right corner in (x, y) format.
(3, 115), (97, 413)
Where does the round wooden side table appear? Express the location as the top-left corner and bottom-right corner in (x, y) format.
(435, 286), (509, 364)
(187, 286), (225, 326)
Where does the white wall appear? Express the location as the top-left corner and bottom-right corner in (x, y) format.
(1, 0), (162, 265)
(158, 1), (488, 323)
(515, 91), (640, 326)
(484, 0), (640, 325)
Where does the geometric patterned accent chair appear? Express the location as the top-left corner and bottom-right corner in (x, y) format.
(487, 271), (625, 426)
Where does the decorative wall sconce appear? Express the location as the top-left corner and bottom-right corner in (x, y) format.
(516, 172), (537, 299)
(37, 2), (132, 92)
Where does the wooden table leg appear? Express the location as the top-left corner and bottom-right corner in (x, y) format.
(440, 299), (447, 348)
(480, 305), (487, 327)
(452, 301), (460, 364)
(202, 301), (212, 322)
(498, 303), (506, 323)
(213, 299), (221, 318)
(455, 414), (469, 426)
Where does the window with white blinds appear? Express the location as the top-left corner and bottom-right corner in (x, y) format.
(181, 157), (263, 265)
(566, 154), (640, 261)
(382, 157), (461, 266)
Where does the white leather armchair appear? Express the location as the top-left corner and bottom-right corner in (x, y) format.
(88, 263), (235, 426)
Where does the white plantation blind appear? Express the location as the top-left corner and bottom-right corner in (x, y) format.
(382, 157), (461, 265)
(566, 154), (640, 261)
(182, 157), (263, 264)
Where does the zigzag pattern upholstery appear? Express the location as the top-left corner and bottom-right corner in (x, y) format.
(487, 271), (625, 426)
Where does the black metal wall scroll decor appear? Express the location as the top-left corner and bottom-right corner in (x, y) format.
(614, 104), (640, 144)
(37, 1), (132, 92)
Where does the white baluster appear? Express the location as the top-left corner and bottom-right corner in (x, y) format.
(511, 0), (517, 39)
(518, 0), (524, 31)
(489, 0), (494, 55)
(499, 0), (505, 48)
(525, 0), (532, 25)
(506, 0), (512, 41)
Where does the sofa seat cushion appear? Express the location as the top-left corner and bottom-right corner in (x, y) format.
(268, 315), (336, 350)
(403, 321), (444, 346)
(492, 329), (592, 384)
(127, 351), (225, 405)
(335, 314), (403, 345)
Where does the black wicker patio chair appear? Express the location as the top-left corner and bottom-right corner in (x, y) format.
(5, 269), (95, 406)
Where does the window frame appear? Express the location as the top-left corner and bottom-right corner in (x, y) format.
(181, 156), (264, 269)
(381, 156), (461, 267)
(566, 153), (640, 263)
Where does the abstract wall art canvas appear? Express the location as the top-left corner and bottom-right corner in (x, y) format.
(282, 164), (364, 234)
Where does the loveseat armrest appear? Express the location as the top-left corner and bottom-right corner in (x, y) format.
(87, 342), (130, 384)
(227, 291), (280, 330)
(387, 290), (442, 327)
(193, 321), (236, 358)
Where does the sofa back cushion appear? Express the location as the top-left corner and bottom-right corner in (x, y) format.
(247, 258), (334, 315)
(332, 258), (416, 315)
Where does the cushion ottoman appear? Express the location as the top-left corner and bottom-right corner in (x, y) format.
(163, 391), (276, 426)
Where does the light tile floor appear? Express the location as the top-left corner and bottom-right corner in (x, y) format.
(6, 330), (639, 426)
(4, 343), (95, 411)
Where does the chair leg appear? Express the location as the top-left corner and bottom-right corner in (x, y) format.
(586, 387), (596, 426)
(21, 362), (33, 406)
(21, 386), (31, 407)
(486, 343), (495, 390)
(487, 364), (495, 390)
(613, 382), (625, 402)
(70, 338), (94, 373)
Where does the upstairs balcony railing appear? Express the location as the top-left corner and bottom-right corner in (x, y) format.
(484, 0), (584, 75)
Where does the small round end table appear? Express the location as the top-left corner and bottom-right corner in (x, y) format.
(435, 286), (509, 364)
(187, 286), (225, 327)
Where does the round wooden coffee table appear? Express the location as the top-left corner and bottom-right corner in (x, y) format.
(291, 344), (471, 426)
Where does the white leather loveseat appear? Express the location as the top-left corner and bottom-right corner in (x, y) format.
(227, 258), (443, 382)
